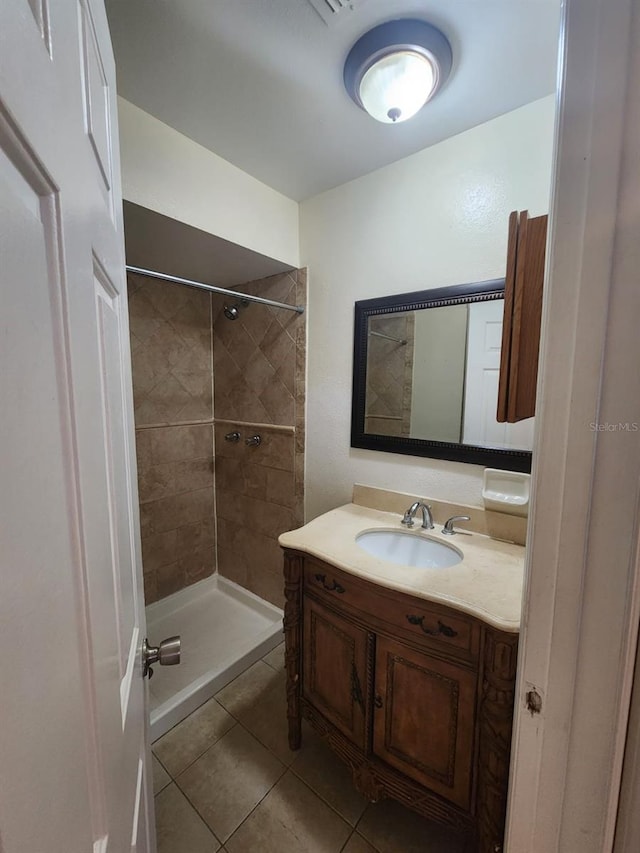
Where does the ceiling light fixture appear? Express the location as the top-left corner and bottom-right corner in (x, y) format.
(344, 19), (452, 124)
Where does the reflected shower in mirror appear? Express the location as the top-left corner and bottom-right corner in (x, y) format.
(352, 280), (534, 472)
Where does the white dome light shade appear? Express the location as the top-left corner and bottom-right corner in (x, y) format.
(359, 50), (436, 124)
(344, 19), (452, 125)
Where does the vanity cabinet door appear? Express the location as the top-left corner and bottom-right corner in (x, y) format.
(373, 637), (476, 810)
(302, 597), (369, 749)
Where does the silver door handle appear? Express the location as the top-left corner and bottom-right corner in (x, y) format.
(143, 636), (181, 679)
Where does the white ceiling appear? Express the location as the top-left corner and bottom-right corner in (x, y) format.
(105, 0), (560, 202)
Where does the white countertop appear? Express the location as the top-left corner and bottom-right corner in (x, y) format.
(279, 503), (525, 633)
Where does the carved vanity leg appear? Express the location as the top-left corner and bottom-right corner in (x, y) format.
(283, 551), (303, 750)
(476, 629), (519, 853)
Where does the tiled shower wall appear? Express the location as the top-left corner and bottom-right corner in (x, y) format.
(365, 313), (415, 436)
(128, 273), (215, 603)
(213, 269), (306, 608)
(128, 268), (306, 609)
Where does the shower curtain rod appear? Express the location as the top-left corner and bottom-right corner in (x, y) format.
(368, 330), (407, 345)
(126, 265), (305, 314)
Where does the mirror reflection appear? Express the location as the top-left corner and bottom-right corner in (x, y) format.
(364, 299), (534, 451)
(352, 282), (534, 470)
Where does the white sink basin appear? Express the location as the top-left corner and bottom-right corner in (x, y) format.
(356, 529), (463, 569)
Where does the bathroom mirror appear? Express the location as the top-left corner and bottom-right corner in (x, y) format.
(351, 279), (533, 472)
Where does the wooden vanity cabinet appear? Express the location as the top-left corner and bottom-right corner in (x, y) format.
(283, 550), (518, 853)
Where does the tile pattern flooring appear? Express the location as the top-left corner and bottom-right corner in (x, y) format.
(153, 641), (475, 852)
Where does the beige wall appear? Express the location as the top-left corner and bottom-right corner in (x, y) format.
(118, 98), (300, 267)
(300, 96), (555, 519)
(410, 305), (468, 443)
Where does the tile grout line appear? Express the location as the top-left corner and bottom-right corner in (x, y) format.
(153, 652), (282, 773)
(338, 830), (356, 853)
(222, 760), (289, 849)
(154, 656), (317, 847)
(166, 779), (224, 851)
(153, 752), (172, 782)
(154, 769), (172, 797)
(167, 714), (288, 843)
(276, 764), (356, 840)
(154, 717), (240, 782)
(286, 756), (367, 830)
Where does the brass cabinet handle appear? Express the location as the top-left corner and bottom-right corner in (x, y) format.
(406, 614), (458, 638)
(314, 573), (345, 594)
(351, 662), (364, 710)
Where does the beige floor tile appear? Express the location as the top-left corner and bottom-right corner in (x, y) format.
(214, 659), (297, 765)
(342, 834), (379, 853)
(215, 659), (279, 717)
(225, 770), (351, 853)
(176, 725), (285, 842)
(357, 799), (470, 853)
(153, 698), (236, 777)
(262, 641), (285, 671)
(152, 754), (171, 795)
(155, 783), (220, 853)
(234, 669), (296, 765)
(291, 724), (367, 826)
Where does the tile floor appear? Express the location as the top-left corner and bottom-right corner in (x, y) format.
(152, 640), (475, 853)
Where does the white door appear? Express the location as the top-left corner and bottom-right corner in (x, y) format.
(462, 300), (535, 449)
(0, 3), (153, 852)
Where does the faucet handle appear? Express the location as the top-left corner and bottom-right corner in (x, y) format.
(442, 515), (471, 535)
(401, 510), (415, 528)
(401, 501), (421, 528)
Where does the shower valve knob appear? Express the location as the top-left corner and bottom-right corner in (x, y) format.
(224, 431), (241, 442)
(142, 636), (181, 679)
(245, 435), (262, 447)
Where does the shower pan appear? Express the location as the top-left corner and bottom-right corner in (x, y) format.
(146, 574), (282, 741)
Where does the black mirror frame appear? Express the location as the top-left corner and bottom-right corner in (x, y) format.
(351, 279), (532, 473)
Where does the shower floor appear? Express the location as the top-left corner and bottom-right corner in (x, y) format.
(146, 574), (283, 741)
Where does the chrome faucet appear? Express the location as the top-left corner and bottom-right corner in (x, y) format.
(401, 501), (434, 530)
(442, 515), (471, 535)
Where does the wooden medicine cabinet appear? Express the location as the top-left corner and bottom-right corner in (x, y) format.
(497, 210), (548, 423)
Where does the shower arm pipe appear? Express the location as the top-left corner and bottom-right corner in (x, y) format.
(125, 265), (305, 314)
